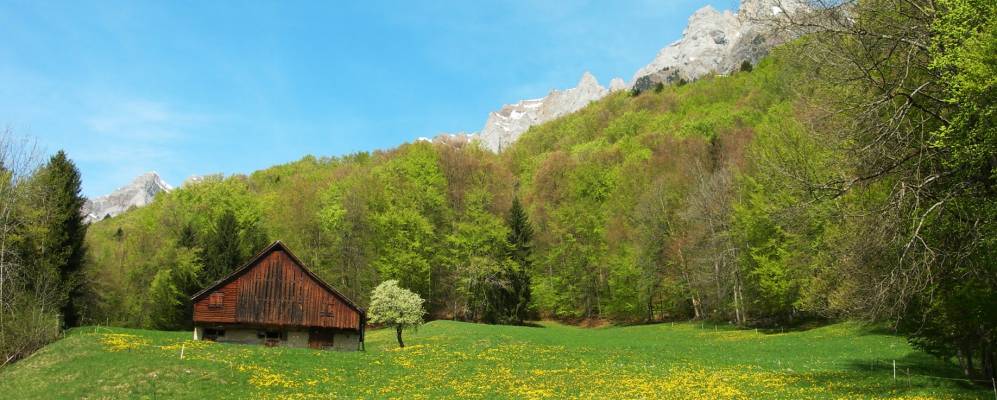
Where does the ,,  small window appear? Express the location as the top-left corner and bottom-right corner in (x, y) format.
(208, 292), (224, 309)
(204, 328), (225, 340)
(265, 331), (285, 340)
(321, 303), (335, 317)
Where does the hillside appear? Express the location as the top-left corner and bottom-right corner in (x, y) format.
(0, 321), (985, 399)
(82, 50), (801, 328)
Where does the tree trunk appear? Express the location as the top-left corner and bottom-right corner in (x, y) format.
(732, 278), (742, 325)
(646, 289), (654, 323)
(395, 325), (405, 348)
(958, 345), (974, 377)
(983, 340), (995, 380)
(713, 260), (722, 317)
(594, 269), (604, 319)
(729, 243), (746, 325)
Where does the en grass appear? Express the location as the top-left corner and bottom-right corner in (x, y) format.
(0, 321), (989, 399)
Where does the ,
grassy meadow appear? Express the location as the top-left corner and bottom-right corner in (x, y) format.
(0, 321), (990, 399)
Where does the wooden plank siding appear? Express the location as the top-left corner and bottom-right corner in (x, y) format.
(191, 280), (240, 323)
(192, 243), (362, 331)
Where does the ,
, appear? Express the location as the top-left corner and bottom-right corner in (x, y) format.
(190, 241), (366, 351)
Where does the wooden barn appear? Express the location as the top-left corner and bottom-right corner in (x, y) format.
(190, 241), (365, 350)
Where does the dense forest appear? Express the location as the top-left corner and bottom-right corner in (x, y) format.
(1, 0), (993, 381)
(83, 56), (790, 326)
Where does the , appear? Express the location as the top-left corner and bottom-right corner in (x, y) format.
(190, 241), (366, 351)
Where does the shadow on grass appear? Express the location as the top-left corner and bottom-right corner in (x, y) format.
(820, 353), (988, 395)
(862, 325), (901, 336)
(749, 320), (899, 336)
(748, 319), (835, 334)
(843, 353), (969, 381)
(783, 366), (985, 398)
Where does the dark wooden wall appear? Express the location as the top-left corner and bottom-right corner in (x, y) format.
(193, 249), (361, 330)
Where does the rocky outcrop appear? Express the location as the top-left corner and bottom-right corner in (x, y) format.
(609, 78), (628, 92)
(82, 172), (172, 223)
(630, 0), (807, 92)
(631, 5), (741, 92)
(475, 72), (611, 152)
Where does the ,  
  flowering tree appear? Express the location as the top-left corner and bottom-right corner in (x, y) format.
(368, 280), (425, 348)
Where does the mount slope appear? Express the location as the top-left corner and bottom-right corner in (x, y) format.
(476, 72), (616, 152)
(467, 0), (805, 152)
